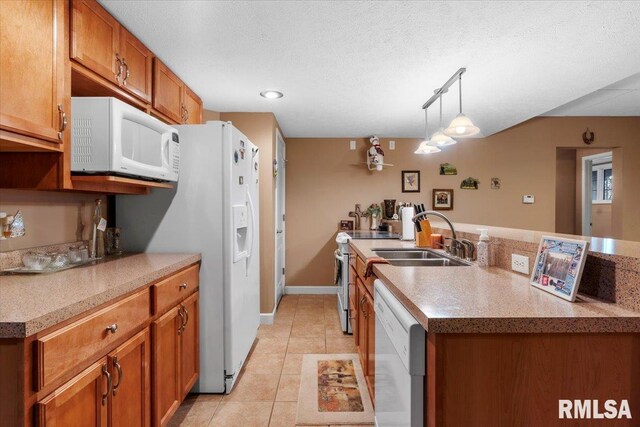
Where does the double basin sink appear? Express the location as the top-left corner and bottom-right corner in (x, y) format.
(373, 248), (472, 267)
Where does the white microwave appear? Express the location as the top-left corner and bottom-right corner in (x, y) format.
(71, 97), (179, 182)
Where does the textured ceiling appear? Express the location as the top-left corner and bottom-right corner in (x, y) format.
(543, 72), (640, 116)
(100, 1), (640, 137)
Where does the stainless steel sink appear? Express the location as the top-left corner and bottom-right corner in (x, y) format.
(374, 249), (444, 259)
(386, 258), (471, 267)
(373, 248), (472, 267)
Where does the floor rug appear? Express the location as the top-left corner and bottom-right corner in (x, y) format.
(296, 353), (374, 425)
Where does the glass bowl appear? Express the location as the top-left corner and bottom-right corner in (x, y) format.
(22, 252), (52, 270)
(49, 253), (70, 269)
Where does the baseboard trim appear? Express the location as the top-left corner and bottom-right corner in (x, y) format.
(285, 286), (338, 295)
(260, 307), (276, 325)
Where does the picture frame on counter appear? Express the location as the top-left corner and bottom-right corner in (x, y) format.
(339, 219), (354, 231)
(432, 189), (454, 210)
(401, 170), (420, 193)
(530, 236), (589, 302)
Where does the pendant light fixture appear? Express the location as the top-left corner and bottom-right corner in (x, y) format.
(426, 94), (456, 147)
(415, 108), (441, 154)
(443, 73), (480, 138)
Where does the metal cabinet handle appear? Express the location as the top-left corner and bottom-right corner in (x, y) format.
(360, 297), (367, 318)
(101, 364), (111, 405)
(105, 323), (118, 334)
(57, 104), (67, 140)
(179, 283), (188, 290)
(122, 59), (130, 85)
(182, 304), (189, 329)
(115, 54), (123, 83)
(112, 356), (123, 396)
(177, 307), (184, 335)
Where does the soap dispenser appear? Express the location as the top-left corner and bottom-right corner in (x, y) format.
(477, 228), (491, 267)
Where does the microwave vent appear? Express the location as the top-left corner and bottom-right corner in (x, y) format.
(72, 118), (92, 164)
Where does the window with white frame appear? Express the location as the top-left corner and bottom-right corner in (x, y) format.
(591, 162), (612, 204)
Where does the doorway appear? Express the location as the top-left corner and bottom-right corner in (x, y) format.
(274, 129), (286, 307)
(581, 151), (613, 237)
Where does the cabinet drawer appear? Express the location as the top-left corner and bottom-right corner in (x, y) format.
(36, 288), (151, 391)
(356, 256), (375, 295)
(152, 264), (199, 314)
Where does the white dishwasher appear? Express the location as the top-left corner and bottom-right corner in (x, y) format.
(374, 279), (425, 427)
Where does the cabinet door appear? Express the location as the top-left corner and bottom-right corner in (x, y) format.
(119, 27), (153, 103)
(110, 328), (151, 427)
(180, 292), (199, 399)
(152, 307), (181, 427)
(0, 0), (68, 143)
(37, 358), (109, 427)
(153, 58), (183, 124)
(70, 0), (120, 83)
(356, 279), (368, 373)
(364, 291), (375, 402)
(183, 86), (202, 124)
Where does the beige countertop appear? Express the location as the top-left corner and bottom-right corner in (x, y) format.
(0, 253), (201, 338)
(349, 239), (640, 333)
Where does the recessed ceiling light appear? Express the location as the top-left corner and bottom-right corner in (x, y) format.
(260, 90), (283, 99)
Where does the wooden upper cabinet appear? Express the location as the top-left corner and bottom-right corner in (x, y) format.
(0, 0), (68, 144)
(37, 358), (109, 427)
(153, 58), (184, 124)
(183, 86), (202, 125)
(180, 292), (199, 400)
(70, 0), (120, 84)
(109, 329), (151, 427)
(119, 27), (153, 103)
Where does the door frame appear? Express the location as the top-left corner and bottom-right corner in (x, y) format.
(581, 151), (612, 236)
(274, 128), (286, 307)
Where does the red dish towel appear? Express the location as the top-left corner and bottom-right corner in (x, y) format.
(364, 257), (389, 278)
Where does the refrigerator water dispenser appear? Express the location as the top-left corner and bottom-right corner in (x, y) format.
(233, 204), (248, 262)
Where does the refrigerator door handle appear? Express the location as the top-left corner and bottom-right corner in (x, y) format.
(246, 189), (256, 267)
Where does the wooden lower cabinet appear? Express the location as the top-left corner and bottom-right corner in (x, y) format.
(180, 292), (199, 400)
(352, 252), (376, 405)
(152, 307), (181, 427)
(36, 328), (151, 427)
(109, 329), (151, 427)
(152, 290), (200, 426)
(37, 358), (109, 427)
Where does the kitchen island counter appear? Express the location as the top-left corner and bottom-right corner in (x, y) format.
(349, 239), (640, 333)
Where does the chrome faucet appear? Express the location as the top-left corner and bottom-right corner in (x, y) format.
(460, 239), (476, 261)
(411, 210), (457, 240)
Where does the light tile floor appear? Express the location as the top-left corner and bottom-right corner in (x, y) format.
(169, 294), (360, 427)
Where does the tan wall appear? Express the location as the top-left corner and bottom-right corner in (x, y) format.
(0, 190), (107, 251)
(555, 148), (576, 234)
(591, 204), (613, 237)
(286, 116), (640, 286)
(220, 112), (281, 314)
(202, 109), (220, 122)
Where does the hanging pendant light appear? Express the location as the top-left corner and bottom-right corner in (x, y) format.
(444, 74), (480, 138)
(415, 108), (441, 154)
(427, 94), (456, 147)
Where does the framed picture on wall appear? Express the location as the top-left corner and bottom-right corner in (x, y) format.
(530, 236), (589, 302)
(432, 189), (453, 210)
(402, 170), (420, 193)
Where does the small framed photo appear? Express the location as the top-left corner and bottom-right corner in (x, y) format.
(530, 236), (589, 302)
(402, 170), (420, 193)
(432, 189), (453, 210)
(339, 219), (354, 231)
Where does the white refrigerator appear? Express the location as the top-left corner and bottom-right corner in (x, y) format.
(116, 121), (260, 393)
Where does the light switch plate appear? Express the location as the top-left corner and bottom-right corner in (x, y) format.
(350, 140), (356, 150)
(511, 254), (530, 275)
(389, 140), (396, 150)
(522, 195), (535, 204)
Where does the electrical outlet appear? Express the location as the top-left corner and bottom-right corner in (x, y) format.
(350, 140), (356, 150)
(511, 254), (530, 275)
(389, 140), (396, 150)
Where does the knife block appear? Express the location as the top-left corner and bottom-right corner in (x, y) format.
(415, 230), (432, 248)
